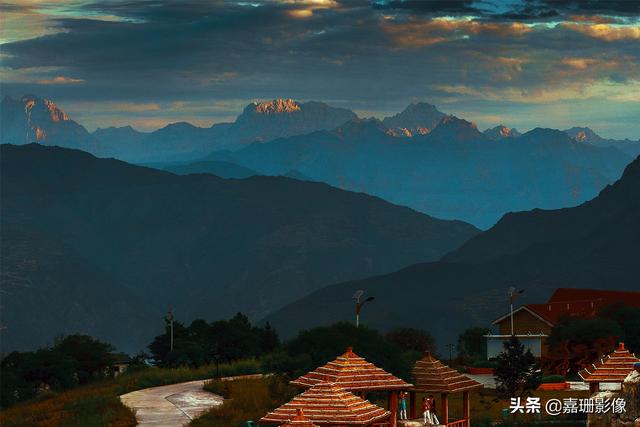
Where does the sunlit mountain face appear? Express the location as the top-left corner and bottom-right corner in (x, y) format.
(0, 0), (638, 139)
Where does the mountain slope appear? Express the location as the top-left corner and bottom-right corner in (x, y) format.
(0, 225), (156, 352)
(563, 126), (640, 157)
(0, 144), (479, 352)
(382, 102), (446, 136)
(164, 160), (259, 178)
(0, 95), (93, 149)
(212, 118), (632, 228)
(263, 156), (640, 346)
(483, 125), (521, 139)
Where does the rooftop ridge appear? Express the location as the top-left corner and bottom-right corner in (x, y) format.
(260, 382), (391, 426)
(291, 347), (412, 391)
(411, 351), (483, 393)
(579, 342), (640, 383)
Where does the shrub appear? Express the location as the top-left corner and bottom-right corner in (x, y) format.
(472, 360), (498, 368)
(541, 375), (565, 384)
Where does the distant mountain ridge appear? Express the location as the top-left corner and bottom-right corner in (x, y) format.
(210, 116), (632, 227)
(563, 126), (640, 157)
(0, 143), (479, 352)
(0, 95), (358, 162)
(264, 154), (640, 346)
(3, 94), (638, 226)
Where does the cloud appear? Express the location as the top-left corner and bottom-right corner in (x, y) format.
(381, 17), (532, 48)
(562, 23), (640, 41)
(38, 75), (84, 84)
(0, 0), (638, 139)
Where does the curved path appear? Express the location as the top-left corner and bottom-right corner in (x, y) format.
(120, 379), (223, 426)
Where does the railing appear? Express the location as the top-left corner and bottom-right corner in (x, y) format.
(446, 418), (469, 427)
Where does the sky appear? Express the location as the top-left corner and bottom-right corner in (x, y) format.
(1, 0), (639, 139)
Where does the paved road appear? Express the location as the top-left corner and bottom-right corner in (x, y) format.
(120, 380), (223, 426)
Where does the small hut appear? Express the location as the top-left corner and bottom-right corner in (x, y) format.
(260, 382), (391, 426)
(579, 342), (640, 393)
(280, 409), (320, 427)
(291, 347), (412, 426)
(409, 351), (483, 427)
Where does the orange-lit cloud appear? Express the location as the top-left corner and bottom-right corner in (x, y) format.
(382, 18), (532, 48)
(569, 15), (618, 24)
(38, 76), (84, 84)
(287, 9), (314, 18)
(562, 23), (640, 41)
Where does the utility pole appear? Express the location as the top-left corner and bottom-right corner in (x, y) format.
(446, 343), (455, 363)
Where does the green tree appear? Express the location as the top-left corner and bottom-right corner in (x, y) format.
(53, 334), (114, 384)
(495, 337), (541, 398)
(457, 327), (489, 362)
(385, 328), (435, 353)
(286, 322), (413, 379)
(599, 304), (640, 353)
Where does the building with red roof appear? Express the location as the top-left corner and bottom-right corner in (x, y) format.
(486, 288), (640, 358)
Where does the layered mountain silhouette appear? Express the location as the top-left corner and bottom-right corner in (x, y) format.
(3, 94), (638, 227)
(264, 155), (640, 347)
(0, 144), (478, 352)
(1, 96), (356, 162)
(211, 117), (632, 227)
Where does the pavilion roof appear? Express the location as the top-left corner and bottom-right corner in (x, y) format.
(280, 409), (320, 427)
(290, 347), (412, 391)
(260, 382), (390, 426)
(579, 342), (640, 383)
(411, 351), (483, 393)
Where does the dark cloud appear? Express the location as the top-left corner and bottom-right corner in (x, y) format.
(496, 0), (640, 21)
(373, 0), (480, 15)
(1, 0), (638, 138)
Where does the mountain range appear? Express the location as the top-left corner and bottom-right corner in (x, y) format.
(263, 154), (640, 347)
(210, 115), (633, 227)
(0, 143), (478, 352)
(3, 94), (639, 227)
(0, 96), (356, 162)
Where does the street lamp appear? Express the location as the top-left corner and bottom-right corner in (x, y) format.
(165, 310), (175, 351)
(352, 290), (375, 328)
(508, 287), (525, 336)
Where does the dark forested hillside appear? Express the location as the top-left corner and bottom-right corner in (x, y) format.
(264, 156), (640, 347)
(0, 144), (478, 352)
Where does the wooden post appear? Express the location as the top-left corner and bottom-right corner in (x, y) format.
(589, 383), (599, 394)
(409, 391), (416, 419)
(441, 393), (449, 426)
(463, 391), (470, 427)
(390, 390), (398, 427)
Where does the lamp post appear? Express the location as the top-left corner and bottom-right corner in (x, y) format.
(508, 288), (524, 336)
(165, 310), (175, 351)
(352, 290), (375, 328)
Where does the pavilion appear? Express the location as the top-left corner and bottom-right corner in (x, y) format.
(408, 351), (483, 427)
(260, 382), (391, 426)
(290, 347), (412, 426)
(579, 342), (640, 393)
(280, 409), (319, 427)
